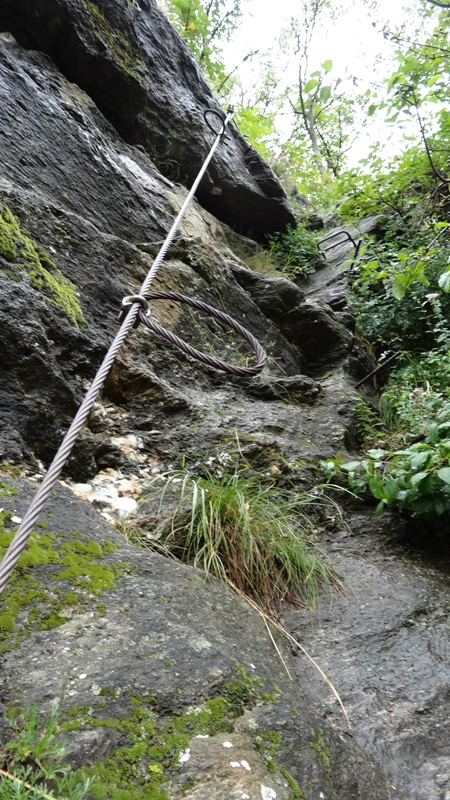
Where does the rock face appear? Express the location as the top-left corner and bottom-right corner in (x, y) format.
(0, 34), (355, 472)
(0, 480), (393, 800)
(0, 4), (449, 800)
(0, 0), (295, 239)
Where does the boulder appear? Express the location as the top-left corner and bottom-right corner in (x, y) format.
(0, 478), (393, 800)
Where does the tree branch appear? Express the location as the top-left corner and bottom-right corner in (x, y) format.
(423, 0), (450, 8)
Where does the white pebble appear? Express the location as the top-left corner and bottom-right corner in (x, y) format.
(261, 786), (277, 800)
(113, 497), (138, 517)
(179, 749), (191, 764)
(223, 741), (233, 748)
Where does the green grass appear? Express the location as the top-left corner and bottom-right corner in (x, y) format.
(130, 464), (344, 616)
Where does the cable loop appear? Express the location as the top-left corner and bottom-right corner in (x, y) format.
(204, 109), (228, 137)
(140, 291), (266, 376)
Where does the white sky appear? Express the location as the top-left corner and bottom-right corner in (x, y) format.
(222, 0), (430, 166)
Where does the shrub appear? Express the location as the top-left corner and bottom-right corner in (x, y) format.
(323, 356), (450, 524)
(0, 704), (91, 800)
(266, 222), (324, 281)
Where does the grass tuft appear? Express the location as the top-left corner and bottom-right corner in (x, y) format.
(130, 465), (345, 616)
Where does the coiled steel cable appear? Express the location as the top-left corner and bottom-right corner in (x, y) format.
(141, 291), (266, 376)
(0, 106), (267, 595)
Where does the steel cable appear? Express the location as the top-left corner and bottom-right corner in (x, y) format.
(141, 291), (266, 376)
(0, 106), (267, 595)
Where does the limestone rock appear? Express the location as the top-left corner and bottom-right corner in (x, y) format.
(0, 479), (393, 800)
(0, 0), (295, 239)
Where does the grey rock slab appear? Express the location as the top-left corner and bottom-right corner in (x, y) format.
(0, 479), (393, 799)
(283, 513), (450, 800)
(304, 216), (385, 309)
(0, 0), (294, 239)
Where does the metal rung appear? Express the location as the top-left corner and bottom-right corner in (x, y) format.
(318, 229), (361, 258)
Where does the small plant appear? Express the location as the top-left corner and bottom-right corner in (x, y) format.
(267, 222), (323, 281)
(132, 463), (345, 615)
(322, 428), (450, 523)
(0, 703), (91, 799)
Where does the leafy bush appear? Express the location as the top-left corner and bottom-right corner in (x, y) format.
(133, 464), (345, 616)
(348, 228), (450, 355)
(324, 351), (450, 523)
(323, 434), (450, 522)
(266, 222), (324, 281)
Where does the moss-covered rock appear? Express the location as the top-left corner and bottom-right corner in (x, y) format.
(0, 205), (85, 327)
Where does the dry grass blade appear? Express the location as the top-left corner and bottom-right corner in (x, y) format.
(263, 616), (292, 680)
(226, 578), (350, 728)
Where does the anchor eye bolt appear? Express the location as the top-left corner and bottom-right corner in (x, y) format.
(119, 294), (151, 328)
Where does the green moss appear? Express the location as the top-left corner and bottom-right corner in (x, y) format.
(255, 730), (282, 774)
(0, 482), (18, 497)
(0, 205), (86, 327)
(309, 728), (331, 771)
(0, 613), (15, 632)
(37, 611), (73, 631)
(0, 206), (17, 260)
(0, 463), (21, 477)
(280, 768), (306, 799)
(81, 0), (142, 78)
(180, 778), (197, 792)
(255, 729), (306, 799)
(0, 514), (127, 655)
(68, 669), (274, 800)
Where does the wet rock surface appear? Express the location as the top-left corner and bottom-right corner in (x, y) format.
(284, 514), (450, 800)
(0, 0), (294, 238)
(0, 480), (392, 800)
(0, 6), (449, 799)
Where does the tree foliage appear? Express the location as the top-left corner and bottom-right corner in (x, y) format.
(162, 0), (243, 85)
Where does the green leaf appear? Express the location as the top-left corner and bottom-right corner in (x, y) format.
(428, 423), (440, 444)
(437, 468), (450, 484)
(426, 74), (441, 87)
(410, 471), (429, 486)
(392, 275), (408, 300)
(438, 271), (450, 293)
(367, 449), (387, 459)
(320, 85), (332, 103)
(322, 59), (332, 73)
(342, 461), (362, 472)
(410, 451), (430, 470)
(368, 104), (377, 116)
(304, 79), (319, 93)
(376, 499), (387, 514)
(369, 475), (386, 500)
(384, 479), (400, 504)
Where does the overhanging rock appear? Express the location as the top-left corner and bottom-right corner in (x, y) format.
(0, 0), (295, 240)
